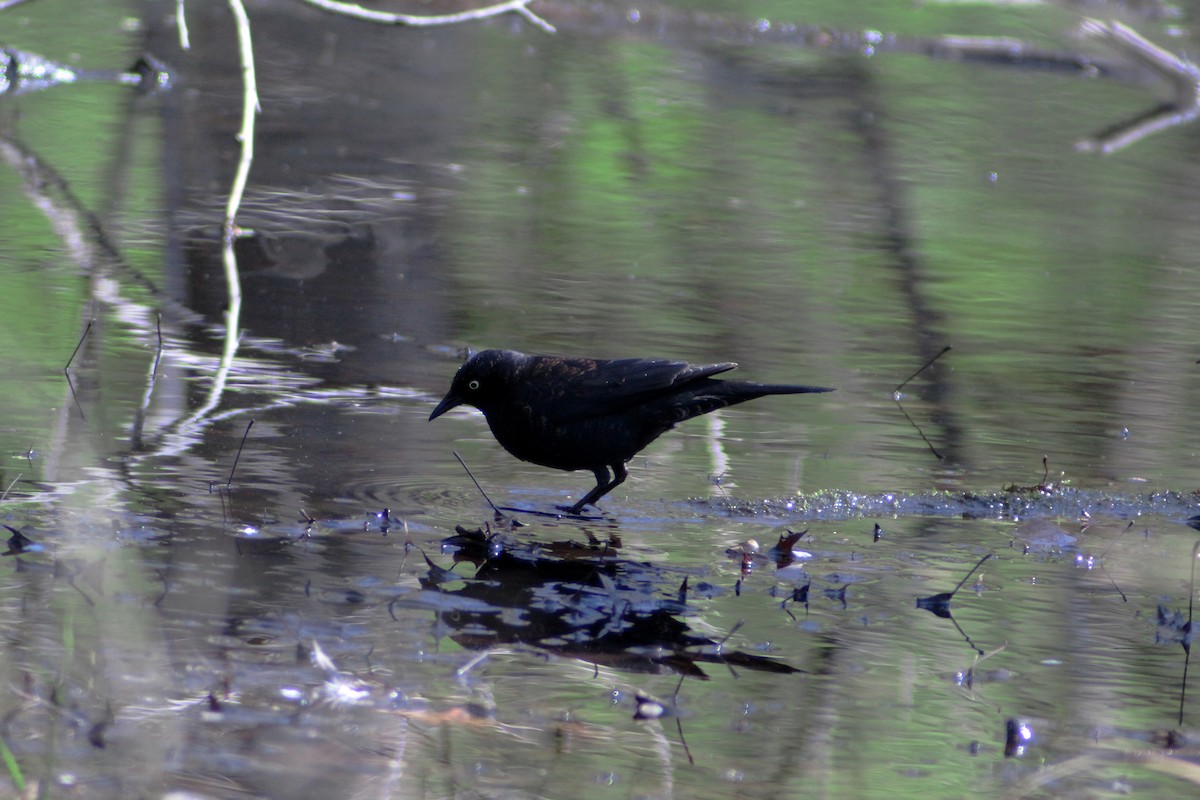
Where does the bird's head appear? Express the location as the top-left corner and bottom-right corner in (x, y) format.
(429, 349), (522, 420)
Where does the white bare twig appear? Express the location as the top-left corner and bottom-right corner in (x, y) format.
(298, 0), (555, 34)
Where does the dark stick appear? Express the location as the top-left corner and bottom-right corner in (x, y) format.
(895, 399), (944, 461)
(716, 619), (745, 650)
(227, 419), (254, 486)
(64, 371), (87, 422)
(949, 611), (985, 657)
(894, 345), (952, 395)
(151, 313), (164, 379)
(453, 451), (500, 514)
(661, 671), (695, 763)
(1096, 521), (1130, 603)
(1182, 650), (1190, 728)
(716, 620), (746, 680)
(675, 717), (695, 766)
(672, 671), (687, 702)
(64, 319), (94, 372)
(950, 552), (992, 596)
(1188, 541), (1197, 625)
(63, 319), (95, 421)
(1182, 540), (1200, 725)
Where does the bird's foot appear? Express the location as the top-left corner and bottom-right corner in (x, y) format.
(556, 502), (606, 519)
(495, 504), (603, 521)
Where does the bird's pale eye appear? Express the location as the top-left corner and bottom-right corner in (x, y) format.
(468, 379), (481, 391)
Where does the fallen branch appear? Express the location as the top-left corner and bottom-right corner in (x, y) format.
(298, 0), (555, 33)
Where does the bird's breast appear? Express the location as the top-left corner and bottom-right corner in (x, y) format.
(482, 405), (666, 472)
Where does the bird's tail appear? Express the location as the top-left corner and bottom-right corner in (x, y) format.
(671, 380), (833, 420)
(748, 383), (835, 395)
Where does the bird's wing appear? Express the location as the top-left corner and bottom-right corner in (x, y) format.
(531, 357), (738, 423)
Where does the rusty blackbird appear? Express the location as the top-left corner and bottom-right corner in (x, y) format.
(429, 349), (832, 514)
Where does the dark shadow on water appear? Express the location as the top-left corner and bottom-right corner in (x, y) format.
(410, 524), (804, 678)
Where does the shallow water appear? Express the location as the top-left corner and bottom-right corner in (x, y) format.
(4, 0), (1200, 797)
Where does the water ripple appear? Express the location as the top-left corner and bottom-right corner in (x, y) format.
(701, 487), (1200, 522)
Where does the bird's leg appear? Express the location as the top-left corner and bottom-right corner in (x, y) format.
(608, 461), (628, 492)
(565, 465), (611, 514)
(565, 463), (628, 515)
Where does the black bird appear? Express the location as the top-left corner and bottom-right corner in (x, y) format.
(429, 349), (833, 515)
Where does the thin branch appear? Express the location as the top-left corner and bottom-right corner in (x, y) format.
(223, 0), (256, 307)
(894, 345), (951, 397)
(454, 451), (501, 515)
(227, 419), (255, 486)
(298, 0), (555, 33)
(64, 319), (94, 373)
(207, 0), (254, 428)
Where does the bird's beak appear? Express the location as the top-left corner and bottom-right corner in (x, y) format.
(429, 391), (462, 421)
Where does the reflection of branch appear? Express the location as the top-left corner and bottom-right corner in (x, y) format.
(1076, 19), (1200, 154)
(130, 316), (165, 451)
(180, 324), (244, 429)
(298, 0), (556, 33)
(0, 137), (102, 272)
(1077, 102), (1199, 155)
(0, 134), (199, 321)
(1081, 19), (1200, 103)
(175, 0), (192, 50)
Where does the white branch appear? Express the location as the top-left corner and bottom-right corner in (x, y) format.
(298, 0), (555, 33)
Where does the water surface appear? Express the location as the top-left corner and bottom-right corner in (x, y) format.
(3, 0), (1200, 797)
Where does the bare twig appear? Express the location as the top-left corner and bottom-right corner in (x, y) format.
(298, 0), (555, 33)
(893, 345), (951, 396)
(223, 0), (256, 308)
(178, 1), (254, 428)
(453, 450), (500, 515)
(227, 419), (255, 486)
(190, 0), (257, 429)
(63, 319), (95, 421)
(64, 319), (94, 373)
